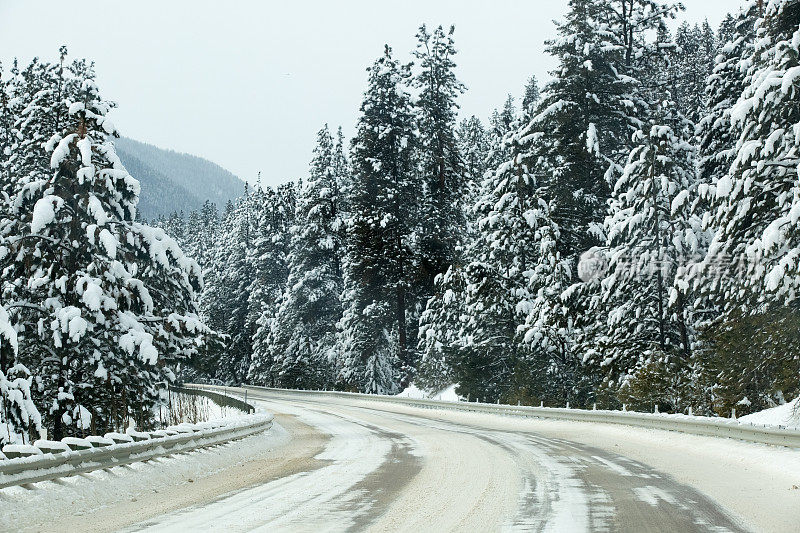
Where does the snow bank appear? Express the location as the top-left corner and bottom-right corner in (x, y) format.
(396, 383), (427, 399)
(740, 397), (800, 429)
(397, 383), (460, 402)
(0, 422), (288, 532)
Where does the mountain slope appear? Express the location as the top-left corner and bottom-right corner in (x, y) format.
(114, 137), (244, 219)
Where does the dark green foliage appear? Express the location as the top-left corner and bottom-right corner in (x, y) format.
(413, 25), (467, 311)
(692, 308), (800, 417)
(338, 46), (418, 393)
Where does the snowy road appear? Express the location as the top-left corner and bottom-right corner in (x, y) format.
(124, 387), (799, 532)
(6, 386), (800, 532)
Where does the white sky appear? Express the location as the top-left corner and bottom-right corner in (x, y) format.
(1, 0), (737, 187)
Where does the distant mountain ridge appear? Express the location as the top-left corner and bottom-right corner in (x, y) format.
(114, 137), (244, 220)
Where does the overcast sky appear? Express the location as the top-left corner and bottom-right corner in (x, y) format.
(2, 0), (737, 187)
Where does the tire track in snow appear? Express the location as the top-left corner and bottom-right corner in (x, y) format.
(125, 390), (754, 532)
(259, 393), (749, 533)
(129, 401), (402, 532)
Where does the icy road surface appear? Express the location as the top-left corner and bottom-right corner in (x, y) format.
(5, 387), (800, 532)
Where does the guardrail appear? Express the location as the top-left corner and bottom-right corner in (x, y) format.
(173, 384), (255, 413)
(224, 384), (800, 449)
(0, 392), (272, 489)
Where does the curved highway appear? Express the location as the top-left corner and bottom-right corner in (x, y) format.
(128, 387), (796, 532)
(11, 386), (800, 532)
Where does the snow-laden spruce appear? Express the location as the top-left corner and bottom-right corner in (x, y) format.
(419, 125), (539, 403)
(700, 0), (800, 312)
(590, 111), (704, 390)
(259, 125), (346, 389)
(338, 46), (417, 394)
(0, 306), (41, 445)
(696, 4), (758, 191)
(246, 183), (296, 384)
(0, 59), (210, 439)
(455, 115), (491, 216)
(413, 24), (467, 307)
(201, 181), (296, 385)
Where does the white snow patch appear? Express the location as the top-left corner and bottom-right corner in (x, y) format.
(590, 455), (634, 476)
(397, 383), (460, 402)
(31, 196), (59, 233)
(739, 397), (800, 429)
(633, 485), (677, 507)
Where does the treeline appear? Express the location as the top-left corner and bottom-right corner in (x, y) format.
(4, 0), (796, 447)
(0, 48), (211, 443)
(162, 0), (800, 417)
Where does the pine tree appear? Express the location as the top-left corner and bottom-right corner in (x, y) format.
(592, 99), (702, 404)
(416, 264), (466, 392)
(247, 182), (296, 385)
(514, 0), (653, 397)
(517, 197), (587, 405)
(456, 116), (490, 202)
(521, 75), (541, 119)
(2, 58), (208, 437)
(420, 125), (537, 402)
(265, 125), (345, 388)
(206, 189), (254, 384)
(0, 298), (42, 445)
(0, 62), (41, 444)
(0, 61), (14, 196)
(696, 5), (759, 193)
(413, 25), (467, 309)
(683, 0), (800, 410)
(339, 46), (417, 393)
(486, 95), (517, 172)
(702, 0), (800, 312)
(671, 22), (717, 124)
(534, 0), (642, 264)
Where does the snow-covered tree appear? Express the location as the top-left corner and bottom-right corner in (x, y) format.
(245, 183), (296, 385)
(486, 95), (517, 172)
(338, 46), (417, 393)
(264, 125), (344, 389)
(203, 189), (254, 384)
(669, 21), (717, 124)
(592, 105), (702, 398)
(696, 5), (758, 189)
(419, 126), (537, 402)
(5, 49), (75, 209)
(413, 25), (467, 303)
(456, 115), (490, 207)
(0, 62), (42, 445)
(701, 0), (800, 312)
(416, 264), (466, 392)
(517, 199), (587, 405)
(0, 305), (41, 445)
(2, 60), (208, 437)
(0, 61), (14, 195)
(534, 0), (644, 264)
(521, 75), (541, 119)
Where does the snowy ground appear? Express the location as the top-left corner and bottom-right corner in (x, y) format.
(4, 388), (799, 532)
(154, 391), (245, 426)
(0, 419), (290, 532)
(395, 382), (460, 402)
(740, 397), (800, 429)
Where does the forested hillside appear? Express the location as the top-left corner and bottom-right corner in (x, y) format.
(2, 0), (799, 446)
(115, 137), (243, 219)
(162, 0), (799, 416)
